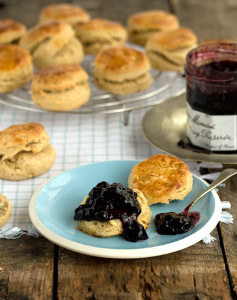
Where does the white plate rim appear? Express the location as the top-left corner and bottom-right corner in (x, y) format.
(29, 161), (222, 259)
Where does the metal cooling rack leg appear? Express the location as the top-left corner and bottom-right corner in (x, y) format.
(123, 110), (130, 126)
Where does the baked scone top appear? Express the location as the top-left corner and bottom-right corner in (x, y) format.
(33, 64), (88, 90)
(0, 122), (50, 160)
(147, 28), (197, 50)
(40, 4), (90, 23)
(0, 19), (26, 42)
(0, 44), (31, 72)
(128, 10), (179, 31)
(95, 47), (150, 74)
(75, 18), (126, 32)
(129, 154), (192, 201)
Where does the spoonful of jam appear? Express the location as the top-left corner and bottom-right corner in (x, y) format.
(155, 168), (237, 235)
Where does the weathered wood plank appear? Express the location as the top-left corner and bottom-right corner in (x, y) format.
(0, 236), (54, 300)
(170, 0), (237, 41)
(57, 229), (231, 300)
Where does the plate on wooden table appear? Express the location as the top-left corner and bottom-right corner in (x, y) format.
(29, 160), (221, 259)
(142, 93), (237, 164)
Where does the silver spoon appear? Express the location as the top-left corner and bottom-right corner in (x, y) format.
(188, 168), (237, 213)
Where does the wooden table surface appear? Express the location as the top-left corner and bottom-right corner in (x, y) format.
(0, 1), (237, 299)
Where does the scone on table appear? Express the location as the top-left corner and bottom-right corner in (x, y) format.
(31, 64), (90, 111)
(0, 19), (26, 45)
(146, 27), (197, 72)
(20, 21), (84, 69)
(0, 122), (56, 180)
(128, 154), (193, 205)
(93, 46), (152, 95)
(0, 44), (33, 93)
(127, 10), (179, 46)
(39, 3), (90, 26)
(0, 194), (11, 227)
(75, 18), (127, 55)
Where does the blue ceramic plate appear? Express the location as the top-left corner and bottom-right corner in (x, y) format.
(29, 161), (222, 259)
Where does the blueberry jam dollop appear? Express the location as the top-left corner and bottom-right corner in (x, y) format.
(74, 181), (148, 242)
(154, 203), (200, 235)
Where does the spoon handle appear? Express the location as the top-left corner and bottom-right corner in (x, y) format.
(189, 168), (237, 211)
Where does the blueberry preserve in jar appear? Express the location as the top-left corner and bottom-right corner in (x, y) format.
(185, 44), (237, 152)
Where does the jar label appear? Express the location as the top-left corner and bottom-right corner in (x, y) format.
(186, 103), (237, 151)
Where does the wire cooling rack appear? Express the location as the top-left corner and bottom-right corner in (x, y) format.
(0, 55), (185, 125)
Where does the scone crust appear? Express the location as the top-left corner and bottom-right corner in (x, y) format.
(39, 4), (90, 24)
(0, 19), (26, 44)
(128, 154), (193, 205)
(0, 194), (12, 227)
(76, 18), (126, 32)
(77, 189), (152, 238)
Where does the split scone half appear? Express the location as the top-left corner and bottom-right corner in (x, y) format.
(0, 44), (33, 93)
(128, 154), (193, 205)
(31, 64), (90, 111)
(0, 194), (12, 227)
(75, 18), (127, 55)
(20, 21), (84, 69)
(93, 46), (152, 95)
(39, 3), (90, 26)
(0, 19), (26, 45)
(77, 189), (151, 238)
(0, 122), (56, 180)
(146, 27), (197, 72)
(127, 10), (179, 46)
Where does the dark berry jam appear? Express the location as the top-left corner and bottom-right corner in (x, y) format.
(74, 181), (148, 242)
(154, 202), (200, 235)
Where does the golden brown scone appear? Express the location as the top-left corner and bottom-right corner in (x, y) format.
(127, 10), (179, 46)
(199, 39), (234, 46)
(93, 46), (152, 95)
(128, 154), (193, 205)
(75, 18), (127, 55)
(31, 64), (90, 111)
(39, 3), (90, 25)
(0, 44), (33, 93)
(0, 19), (26, 45)
(146, 27), (197, 72)
(77, 189), (152, 238)
(0, 194), (11, 227)
(20, 21), (84, 69)
(0, 123), (56, 180)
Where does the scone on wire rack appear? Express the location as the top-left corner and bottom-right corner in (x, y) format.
(0, 194), (12, 227)
(75, 18), (127, 55)
(128, 154), (193, 205)
(0, 44), (33, 93)
(0, 19), (26, 45)
(31, 64), (90, 111)
(0, 123), (56, 180)
(146, 27), (197, 72)
(20, 21), (84, 69)
(127, 10), (179, 46)
(39, 3), (90, 26)
(93, 46), (152, 95)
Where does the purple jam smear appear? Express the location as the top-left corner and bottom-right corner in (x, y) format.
(74, 181), (148, 242)
(154, 202), (200, 235)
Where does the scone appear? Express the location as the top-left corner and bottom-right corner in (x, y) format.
(0, 44), (33, 93)
(128, 154), (193, 205)
(31, 64), (90, 111)
(0, 19), (26, 45)
(39, 3), (90, 26)
(20, 21), (84, 69)
(146, 28), (197, 72)
(75, 18), (127, 55)
(93, 46), (152, 95)
(0, 194), (11, 227)
(127, 10), (179, 46)
(0, 122), (56, 180)
(76, 185), (151, 239)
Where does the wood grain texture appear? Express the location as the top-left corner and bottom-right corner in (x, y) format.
(218, 176), (237, 299)
(57, 229), (231, 300)
(0, 236), (54, 300)
(170, 0), (237, 41)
